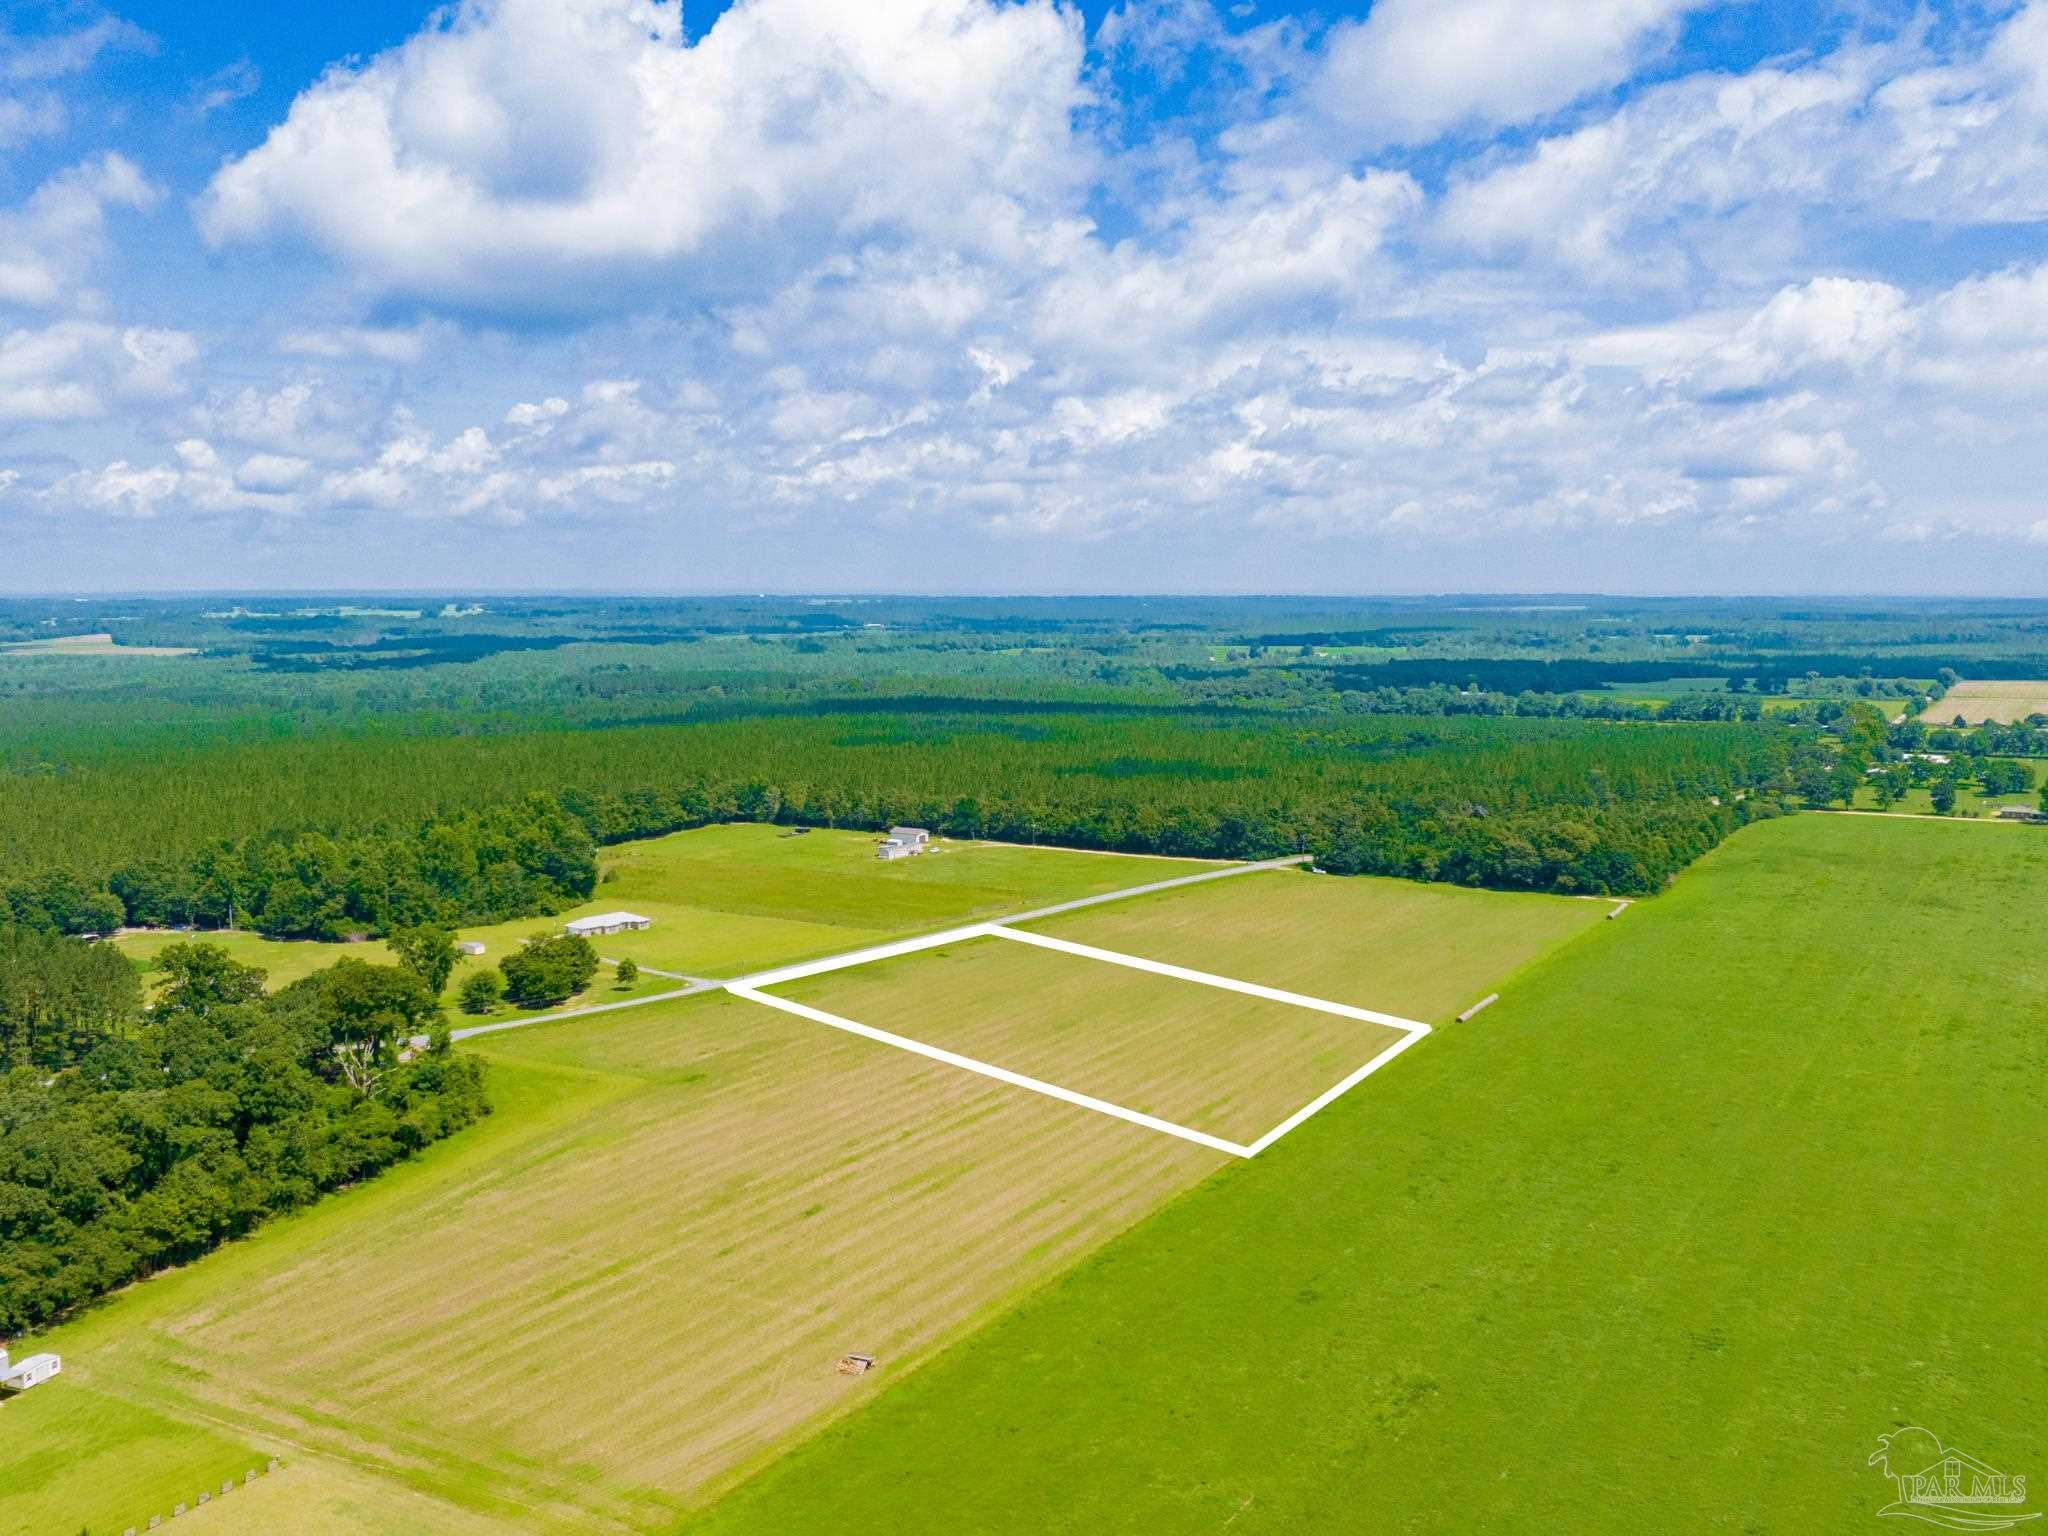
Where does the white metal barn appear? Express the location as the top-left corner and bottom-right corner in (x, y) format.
(878, 826), (932, 860)
(564, 912), (653, 937)
(0, 1348), (61, 1394)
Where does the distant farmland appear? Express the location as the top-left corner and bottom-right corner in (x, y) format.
(0, 631), (196, 658)
(1919, 679), (2048, 723)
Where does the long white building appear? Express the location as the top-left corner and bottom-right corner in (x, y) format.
(564, 911), (653, 937)
(0, 1348), (60, 1394)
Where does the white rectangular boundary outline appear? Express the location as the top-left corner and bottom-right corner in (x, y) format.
(726, 923), (1430, 1159)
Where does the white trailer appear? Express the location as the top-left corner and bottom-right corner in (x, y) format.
(0, 1348), (61, 1394)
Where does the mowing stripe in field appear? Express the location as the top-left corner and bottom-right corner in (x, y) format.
(986, 925), (1426, 1032)
(731, 976), (1254, 1158)
(731, 921), (1430, 1159)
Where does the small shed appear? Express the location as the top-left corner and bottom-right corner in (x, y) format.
(457, 940), (487, 956)
(835, 1353), (876, 1376)
(564, 912), (653, 937)
(0, 1348), (61, 1394)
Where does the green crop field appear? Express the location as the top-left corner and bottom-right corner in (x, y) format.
(1, 846), (1601, 1535)
(693, 813), (2048, 1535)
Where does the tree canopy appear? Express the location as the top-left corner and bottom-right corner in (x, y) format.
(0, 939), (488, 1334)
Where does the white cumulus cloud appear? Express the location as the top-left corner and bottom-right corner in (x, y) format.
(201, 0), (1093, 313)
(1317, 0), (1714, 143)
(0, 154), (158, 310)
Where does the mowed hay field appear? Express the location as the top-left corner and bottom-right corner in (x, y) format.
(1019, 865), (1608, 1020)
(774, 935), (1413, 1145)
(0, 848), (1612, 1536)
(170, 1459), (514, 1536)
(0, 631), (197, 658)
(693, 813), (2048, 1536)
(6, 993), (1225, 1534)
(1918, 679), (2048, 723)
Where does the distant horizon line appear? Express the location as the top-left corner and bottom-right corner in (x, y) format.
(6, 588), (2048, 605)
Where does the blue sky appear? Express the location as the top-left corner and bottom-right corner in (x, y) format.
(2, 0), (2045, 594)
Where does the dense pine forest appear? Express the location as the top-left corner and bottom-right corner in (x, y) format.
(0, 711), (1796, 934)
(12, 592), (2048, 934)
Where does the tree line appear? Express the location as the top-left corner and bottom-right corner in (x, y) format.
(4, 794), (597, 940)
(0, 934), (488, 1332)
(0, 713), (1798, 929)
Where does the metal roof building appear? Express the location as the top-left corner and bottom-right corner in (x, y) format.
(564, 912), (653, 937)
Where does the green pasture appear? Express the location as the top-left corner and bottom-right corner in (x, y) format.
(1581, 678), (1910, 717)
(111, 824), (1208, 1017)
(114, 926), (396, 988)
(694, 813), (2048, 1534)
(0, 1384), (264, 1536)
(594, 823), (1222, 933)
(469, 824), (1222, 977)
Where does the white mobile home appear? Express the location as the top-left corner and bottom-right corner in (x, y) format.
(878, 826), (932, 860)
(564, 912), (653, 937)
(0, 1348), (60, 1394)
